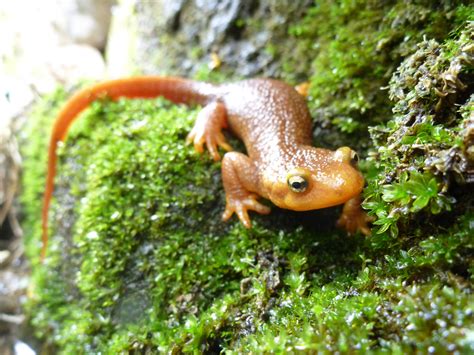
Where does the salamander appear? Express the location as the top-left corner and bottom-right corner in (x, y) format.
(41, 76), (371, 259)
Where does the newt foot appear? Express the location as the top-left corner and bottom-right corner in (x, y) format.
(337, 211), (373, 236)
(222, 194), (271, 228)
(186, 101), (232, 161)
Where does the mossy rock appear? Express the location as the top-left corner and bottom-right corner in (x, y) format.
(25, 94), (363, 352)
(21, 1), (474, 353)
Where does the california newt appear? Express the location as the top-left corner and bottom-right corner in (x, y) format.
(41, 77), (370, 259)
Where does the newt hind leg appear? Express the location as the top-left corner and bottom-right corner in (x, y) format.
(186, 101), (233, 161)
(221, 152), (270, 228)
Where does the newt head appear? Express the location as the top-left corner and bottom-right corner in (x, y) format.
(262, 146), (364, 211)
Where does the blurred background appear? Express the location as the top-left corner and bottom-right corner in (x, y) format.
(1, 1), (114, 353)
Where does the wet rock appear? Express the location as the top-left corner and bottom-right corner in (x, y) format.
(107, 0), (313, 77)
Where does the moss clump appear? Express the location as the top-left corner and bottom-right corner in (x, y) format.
(24, 94), (366, 352)
(364, 24), (473, 244)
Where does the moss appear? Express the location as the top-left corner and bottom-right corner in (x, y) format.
(26, 95), (348, 352)
(364, 24), (473, 245)
(20, 88), (69, 259)
(24, 96), (473, 353)
(277, 0), (472, 151)
(21, 4), (473, 354)
(227, 212), (473, 353)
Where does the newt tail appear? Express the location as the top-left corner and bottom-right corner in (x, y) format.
(41, 77), (216, 260)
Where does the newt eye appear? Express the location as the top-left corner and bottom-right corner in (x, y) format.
(350, 151), (359, 166)
(288, 175), (308, 193)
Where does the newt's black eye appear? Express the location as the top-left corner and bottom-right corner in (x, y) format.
(350, 151), (359, 166)
(288, 175), (308, 193)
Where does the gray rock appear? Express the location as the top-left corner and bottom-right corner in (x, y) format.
(106, 0), (313, 78)
(53, 0), (114, 49)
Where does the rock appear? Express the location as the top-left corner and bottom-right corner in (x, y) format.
(53, 0), (114, 50)
(106, 0), (138, 78)
(45, 44), (106, 86)
(106, 0), (313, 77)
(0, 1), (109, 93)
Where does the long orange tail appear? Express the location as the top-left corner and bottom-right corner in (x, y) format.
(40, 76), (216, 260)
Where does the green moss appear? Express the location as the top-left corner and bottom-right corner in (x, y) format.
(364, 24), (473, 248)
(193, 64), (233, 83)
(225, 210), (474, 353)
(20, 88), (69, 259)
(25, 96), (352, 352)
(23, 90), (473, 352)
(278, 0), (472, 150)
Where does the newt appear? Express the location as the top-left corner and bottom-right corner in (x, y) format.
(41, 77), (371, 259)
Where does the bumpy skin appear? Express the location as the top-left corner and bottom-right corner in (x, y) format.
(41, 76), (370, 259)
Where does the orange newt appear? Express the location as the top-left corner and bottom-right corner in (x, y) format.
(41, 77), (370, 259)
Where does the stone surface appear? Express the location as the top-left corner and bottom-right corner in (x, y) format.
(0, 1), (110, 92)
(53, 0), (114, 50)
(45, 44), (107, 85)
(106, 0), (313, 77)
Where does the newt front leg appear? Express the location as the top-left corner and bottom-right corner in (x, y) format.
(186, 103), (270, 227)
(186, 101), (232, 161)
(221, 152), (270, 228)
